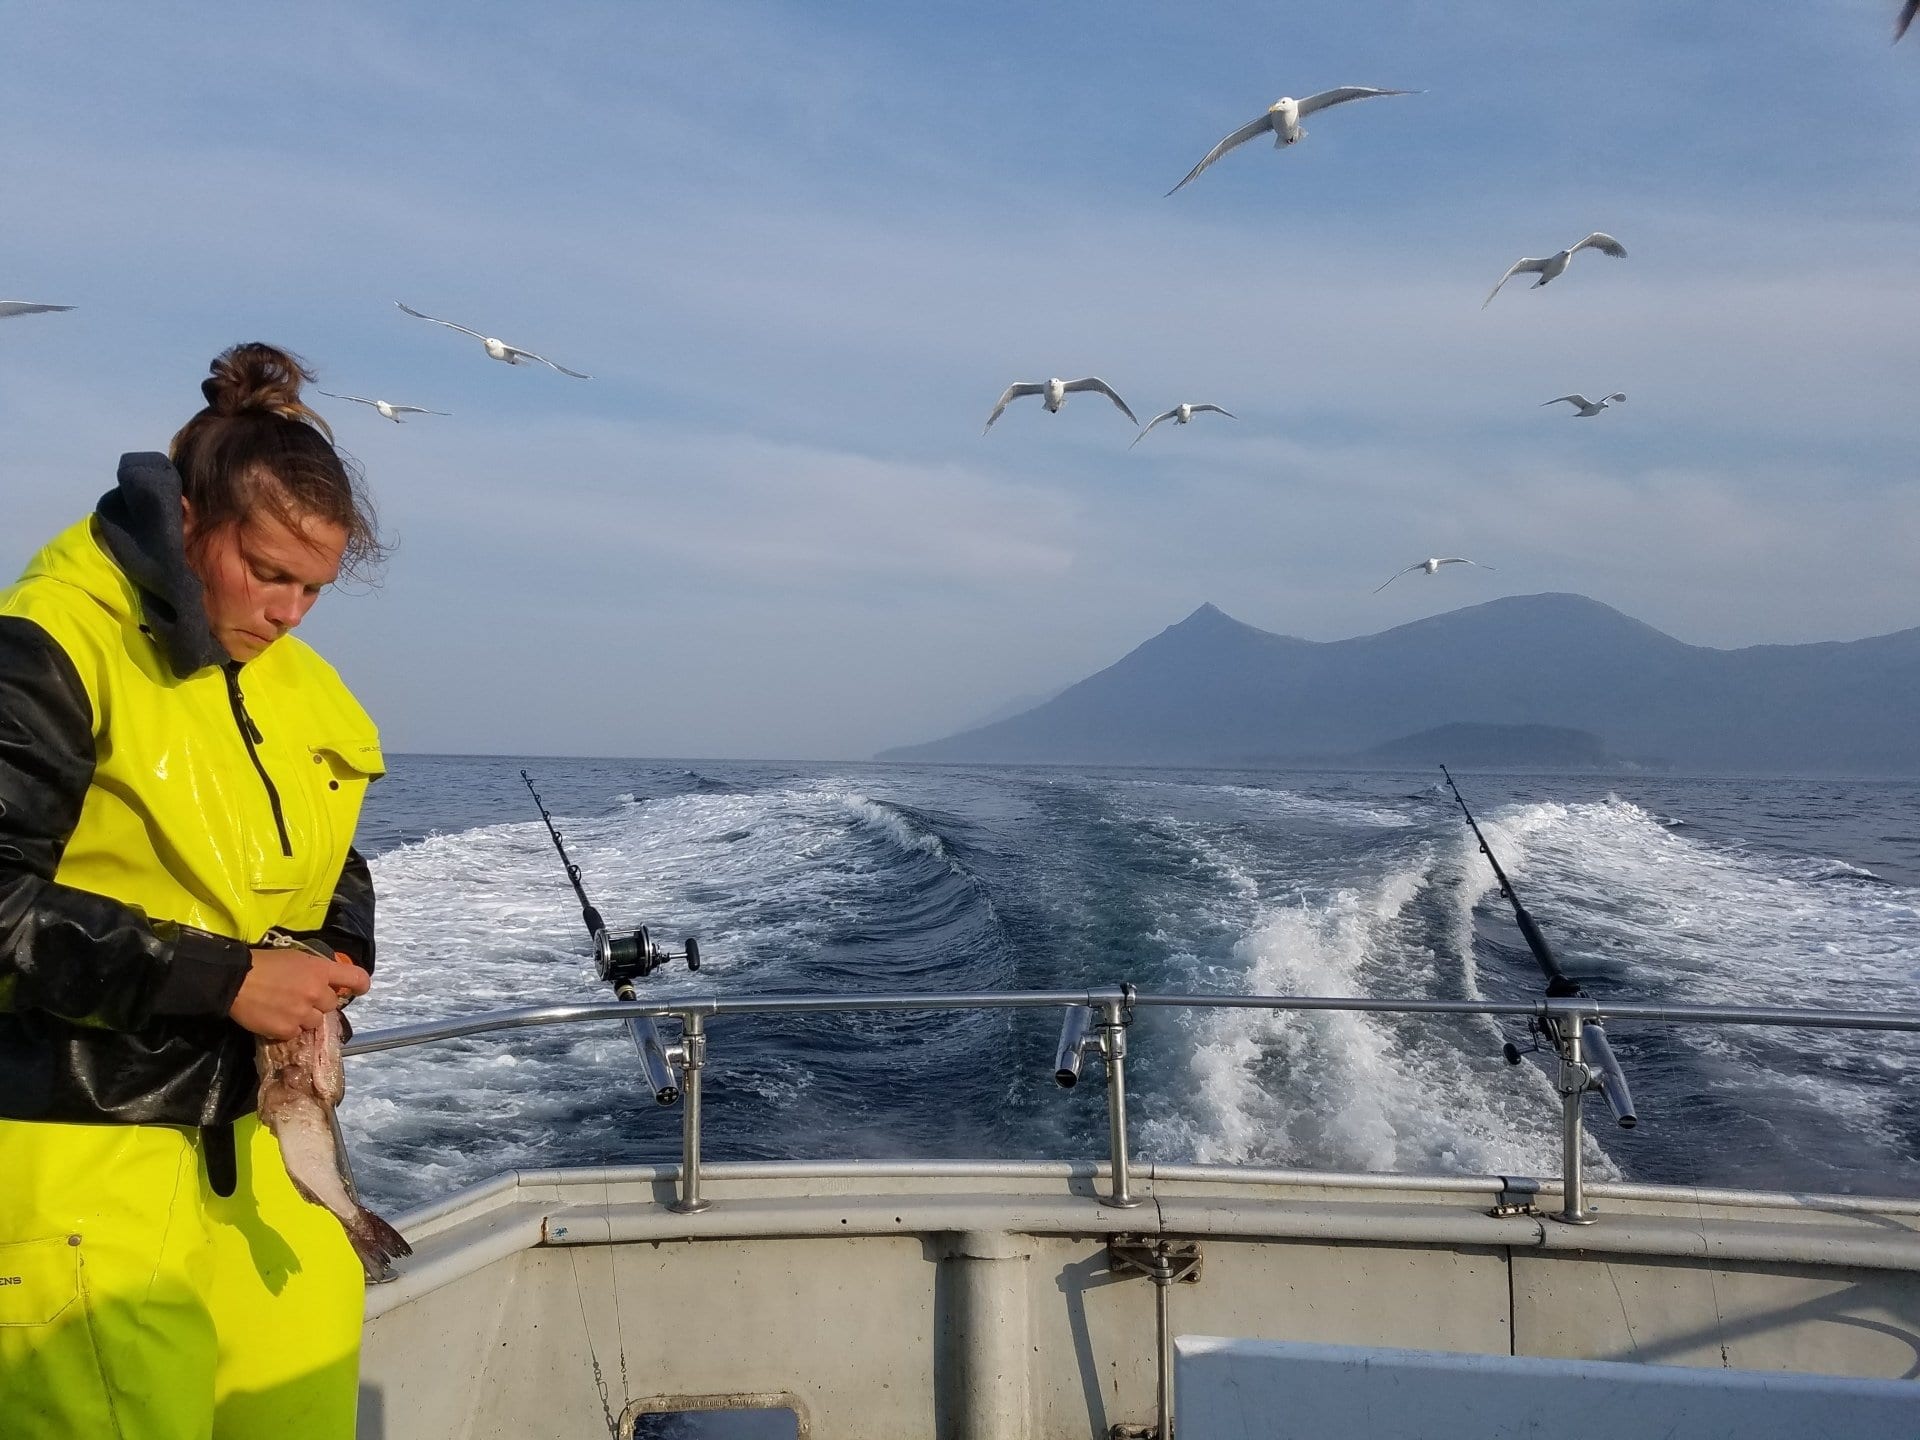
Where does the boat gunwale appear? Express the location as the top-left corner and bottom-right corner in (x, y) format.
(390, 1160), (1920, 1240)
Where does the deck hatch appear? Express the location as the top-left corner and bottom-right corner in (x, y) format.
(622, 1393), (806, 1439)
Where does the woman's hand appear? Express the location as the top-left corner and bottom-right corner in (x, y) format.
(228, 948), (370, 1040)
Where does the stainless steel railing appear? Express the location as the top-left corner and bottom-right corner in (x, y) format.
(344, 987), (1920, 1225)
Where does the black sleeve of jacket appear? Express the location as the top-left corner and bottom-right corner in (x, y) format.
(0, 617), (253, 1028)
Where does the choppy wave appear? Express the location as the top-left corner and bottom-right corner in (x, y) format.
(838, 792), (954, 863)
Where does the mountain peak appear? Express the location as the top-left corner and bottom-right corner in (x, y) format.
(1165, 602), (1301, 644)
(1178, 601), (1233, 626)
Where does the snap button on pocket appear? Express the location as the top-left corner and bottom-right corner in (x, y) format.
(0, 1234), (83, 1327)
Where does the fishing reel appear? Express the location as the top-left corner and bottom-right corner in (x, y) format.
(595, 925), (701, 1001)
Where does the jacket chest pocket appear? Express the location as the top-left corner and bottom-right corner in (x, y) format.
(242, 739), (382, 897)
(300, 737), (386, 865)
(310, 738), (385, 808)
(244, 747), (311, 895)
(244, 742), (384, 898)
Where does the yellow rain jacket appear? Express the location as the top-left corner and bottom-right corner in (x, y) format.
(0, 453), (385, 1439)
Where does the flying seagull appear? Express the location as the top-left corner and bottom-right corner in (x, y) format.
(318, 390), (452, 424)
(984, 377), (1137, 434)
(1373, 557), (1495, 594)
(1167, 87), (1416, 195)
(1900, 0), (1918, 40)
(1131, 402), (1237, 448)
(0, 301), (75, 320)
(395, 301), (590, 378)
(1483, 233), (1627, 309)
(1542, 392), (1626, 418)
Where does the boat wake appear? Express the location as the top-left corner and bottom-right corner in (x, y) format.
(339, 762), (1920, 1210)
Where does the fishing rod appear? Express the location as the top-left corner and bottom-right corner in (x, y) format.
(521, 769), (701, 996)
(1440, 765), (1636, 1130)
(521, 770), (700, 1105)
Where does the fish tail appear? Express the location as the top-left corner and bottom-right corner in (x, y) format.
(346, 1206), (413, 1283)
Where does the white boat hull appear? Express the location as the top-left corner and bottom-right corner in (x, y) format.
(358, 1161), (1920, 1438)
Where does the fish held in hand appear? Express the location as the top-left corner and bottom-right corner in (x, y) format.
(257, 1002), (411, 1282)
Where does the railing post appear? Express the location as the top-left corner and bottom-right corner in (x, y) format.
(671, 1011), (711, 1215)
(1107, 1237), (1201, 1440)
(1099, 992), (1144, 1210)
(1154, 1251), (1175, 1438)
(1554, 1016), (1595, 1225)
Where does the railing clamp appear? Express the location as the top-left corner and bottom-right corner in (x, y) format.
(1107, 1236), (1202, 1286)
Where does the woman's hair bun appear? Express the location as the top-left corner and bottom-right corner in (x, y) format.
(200, 342), (331, 437)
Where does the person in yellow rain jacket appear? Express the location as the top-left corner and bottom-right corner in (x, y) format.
(0, 343), (388, 1439)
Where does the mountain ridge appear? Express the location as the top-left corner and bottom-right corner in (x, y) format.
(880, 595), (1920, 773)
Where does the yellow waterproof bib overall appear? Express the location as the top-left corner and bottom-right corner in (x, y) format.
(0, 1116), (363, 1439)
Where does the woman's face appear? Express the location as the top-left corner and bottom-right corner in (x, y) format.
(182, 501), (348, 663)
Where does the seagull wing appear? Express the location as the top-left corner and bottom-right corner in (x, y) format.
(1900, 0), (1919, 40)
(387, 405), (451, 416)
(503, 346), (591, 379)
(1372, 564), (1423, 594)
(1435, 557), (1495, 570)
(1166, 113), (1274, 195)
(1542, 395), (1589, 409)
(395, 301), (489, 341)
(1483, 257), (1545, 309)
(1130, 410), (1179, 448)
(1064, 377), (1138, 425)
(1572, 232), (1628, 258)
(316, 390), (381, 408)
(1604, 393), (1627, 404)
(983, 382), (1046, 434)
(1297, 86), (1418, 116)
(1187, 404), (1236, 418)
(0, 301), (76, 318)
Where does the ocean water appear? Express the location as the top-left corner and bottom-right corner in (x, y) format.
(337, 759), (1920, 1211)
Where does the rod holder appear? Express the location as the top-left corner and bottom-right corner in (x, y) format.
(670, 1011), (712, 1214)
(1581, 1022), (1637, 1129)
(1054, 1005), (1096, 1088)
(626, 1014), (683, 1106)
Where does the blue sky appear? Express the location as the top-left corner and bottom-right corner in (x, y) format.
(4, 1), (1917, 757)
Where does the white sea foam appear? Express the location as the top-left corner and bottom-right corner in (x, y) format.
(342, 777), (977, 1202)
(1120, 778), (1416, 829)
(837, 793), (951, 862)
(1471, 795), (1920, 1011)
(1455, 794), (1920, 1164)
(1144, 859), (1593, 1179)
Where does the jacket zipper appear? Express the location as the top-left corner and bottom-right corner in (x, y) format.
(224, 664), (293, 857)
